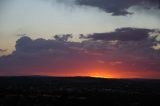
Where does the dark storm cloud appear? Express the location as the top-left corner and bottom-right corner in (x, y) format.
(0, 35), (100, 75)
(15, 35), (70, 53)
(76, 0), (160, 15)
(80, 28), (160, 71)
(81, 37), (160, 71)
(0, 29), (160, 76)
(85, 28), (154, 41)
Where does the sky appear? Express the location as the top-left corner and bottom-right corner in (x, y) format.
(0, 0), (160, 78)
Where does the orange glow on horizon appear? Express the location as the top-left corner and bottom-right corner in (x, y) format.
(34, 69), (115, 78)
(30, 68), (160, 79)
(89, 72), (113, 78)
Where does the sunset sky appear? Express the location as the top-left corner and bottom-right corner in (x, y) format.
(0, 0), (160, 78)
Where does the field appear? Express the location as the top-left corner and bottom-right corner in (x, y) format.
(0, 76), (160, 106)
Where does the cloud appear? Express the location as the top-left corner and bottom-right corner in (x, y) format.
(80, 28), (160, 73)
(0, 30), (160, 78)
(76, 0), (160, 15)
(0, 35), (100, 75)
(54, 34), (73, 42)
(85, 27), (154, 41)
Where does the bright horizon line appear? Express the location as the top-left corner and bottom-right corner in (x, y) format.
(0, 75), (159, 80)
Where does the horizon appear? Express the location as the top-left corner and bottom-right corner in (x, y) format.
(0, 75), (160, 80)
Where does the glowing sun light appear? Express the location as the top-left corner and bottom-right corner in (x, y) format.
(90, 71), (113, 78)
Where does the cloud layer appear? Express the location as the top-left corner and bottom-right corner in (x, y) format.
(0, 0), (160, 54)
(85, 28), (154, 41)
(76, 0), (160, 15)
(0, 28), (160, 78)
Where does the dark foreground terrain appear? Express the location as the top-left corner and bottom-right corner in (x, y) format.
(0, 76), (160, 106)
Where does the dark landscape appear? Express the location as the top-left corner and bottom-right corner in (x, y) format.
(0, 76), (160, 106)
